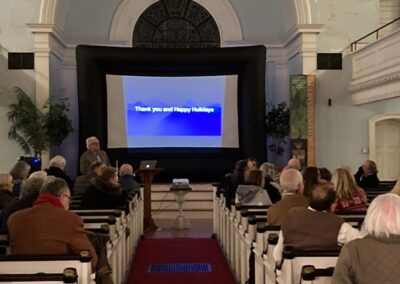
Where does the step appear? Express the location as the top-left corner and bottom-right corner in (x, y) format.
(152, 208), (213, 219)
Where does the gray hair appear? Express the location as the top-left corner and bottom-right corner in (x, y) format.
(29, 170), (47, 181)
(20, 177), (44, 200)
(280, 168), (303, 191)
(119, 163), (133, 176)
(367, 160), (378, 174)
(86, 136), (99, 149)
(40, 177), (69, 197)
(259, 162), (275, 177)
(362, 193), (400, 238)
(9, 161), (31, 180)
(49, 155), (66, 169)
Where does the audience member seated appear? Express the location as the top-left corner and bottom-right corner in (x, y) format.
(0, 174), (47, 231)
(260, 162), (281, 203)
(332, 168), (367, 212)
(391, 179), (400, 196)
(7, 178), (98, 270)
(302, 166), (321, 198)
(73, 161), (106, 195)
(268, 169), (308, 225)
(235, 169), (272, 205)
(332, 193), (400, 283)
(46, 155), (74, 191)
(9, 160), (31, 197)
(354, 160), (380, 189)
(273, 183), (362, 264)
(0, 173), (16, 210)
(119, 163), (140, 196)
(80, 166), (128, 209)
(223, 159), (248, 208)
(29, 170), (48, 180)
(80, 136), (110, 175)
(284, 158), (301, 171)
(247, 157), (258, 171)
(319, 167), (332, 182)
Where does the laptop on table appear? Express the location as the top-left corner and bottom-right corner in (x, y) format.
(139, 160), (157, 170)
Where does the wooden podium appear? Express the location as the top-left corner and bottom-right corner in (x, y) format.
(136, 168), (163, 231)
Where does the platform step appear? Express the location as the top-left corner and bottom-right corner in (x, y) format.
(150, 183), (214, 219)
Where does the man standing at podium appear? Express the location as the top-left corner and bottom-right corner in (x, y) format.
(80, 136), (110, 174)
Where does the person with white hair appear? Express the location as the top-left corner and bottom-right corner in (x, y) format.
(29, 170), (48, 181)
(118, 163), (141, 196)
(79, 136), (110, 175)
(0, 175), (49, 231)
(46, 155), (74, 190)
(267, 169), (308, 225)
(332, 193), (400, 283)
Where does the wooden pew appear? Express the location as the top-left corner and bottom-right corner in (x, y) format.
(276, 246), (340, 284)
(0, 251), (93, 284)
(0, 267), (78, 283)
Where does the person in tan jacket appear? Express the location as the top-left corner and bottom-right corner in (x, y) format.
(267, 169), (309, 225)
(332, 193), (400, 283)
(8, 177), (98, 271)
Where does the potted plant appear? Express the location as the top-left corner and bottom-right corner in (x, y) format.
(7, 87), (73, 158)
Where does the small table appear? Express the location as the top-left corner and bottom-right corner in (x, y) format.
(170, 186), (192, 230)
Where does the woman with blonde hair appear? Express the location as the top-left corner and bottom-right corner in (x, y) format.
(0, 173), (16, 210)
(332, 168), (367, 212)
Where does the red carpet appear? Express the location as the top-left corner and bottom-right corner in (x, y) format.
(127, 238), (236, 284)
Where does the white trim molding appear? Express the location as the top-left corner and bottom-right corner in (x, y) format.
(27, 23), (70, 108)
(369, 112), (400, 163)
(294, 0), (312, 25)
(109, 0), (243, 45)
(282, 24), (323, 74)
(350, 27), (400, 105)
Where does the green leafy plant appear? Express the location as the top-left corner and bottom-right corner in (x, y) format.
(7, 87), (73, 157)
(266, 101), (290, 156)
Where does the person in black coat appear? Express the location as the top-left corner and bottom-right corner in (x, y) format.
(0, 175), (46, 231)
(354, 160), (380, 190)
(46, 155), (74, 192)
(80, 166), (128, 209)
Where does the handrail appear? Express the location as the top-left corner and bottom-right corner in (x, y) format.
(351, 16), (400, 52)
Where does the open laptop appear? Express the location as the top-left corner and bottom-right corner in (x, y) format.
(139, 160), (157, 170)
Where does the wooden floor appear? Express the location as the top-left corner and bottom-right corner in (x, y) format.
(144, 218), (213, 239)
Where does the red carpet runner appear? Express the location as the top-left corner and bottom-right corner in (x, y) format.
(127, 238), (236, 284)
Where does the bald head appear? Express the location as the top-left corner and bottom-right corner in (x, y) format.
(280, 169), (303, 192)
(287, 159), (301, 170)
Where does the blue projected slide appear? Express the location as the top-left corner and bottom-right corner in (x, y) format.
(127, 102), (222, 136)
(106, 75), (239, 148)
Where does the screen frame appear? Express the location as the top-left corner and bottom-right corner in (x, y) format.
(76, 45), (266, 181)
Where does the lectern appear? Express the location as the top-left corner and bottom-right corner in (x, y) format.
(136, 168), (163, 230)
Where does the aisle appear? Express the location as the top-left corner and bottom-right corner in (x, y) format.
(126, 238), (235, 284)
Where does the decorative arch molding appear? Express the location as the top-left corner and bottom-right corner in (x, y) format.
(369, 112), (400, 161)
(39, 0), (70, 27)
(109, 0), (242, 44)
(294, 0), (311, 25)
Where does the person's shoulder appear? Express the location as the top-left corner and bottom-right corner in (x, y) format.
(7, 206), (33, 222)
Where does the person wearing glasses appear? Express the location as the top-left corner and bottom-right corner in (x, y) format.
(7, 177), (98, 271)
(80, 136), (110, 175)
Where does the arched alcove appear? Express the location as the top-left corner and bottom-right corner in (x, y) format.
(369, 113), (400, 180)
(132, 0), (220, 48)
(109, 0), (242, 44)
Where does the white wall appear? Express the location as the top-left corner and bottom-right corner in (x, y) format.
(0, 0), (41, 172)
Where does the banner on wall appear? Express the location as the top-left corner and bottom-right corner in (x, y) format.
(290, 75), (316, 167)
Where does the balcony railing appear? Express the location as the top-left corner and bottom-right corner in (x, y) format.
(351, 16), (400, 52)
